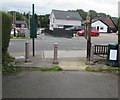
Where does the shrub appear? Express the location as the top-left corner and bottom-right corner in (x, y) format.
(17, 33), (25, 37)
(2, 11), (12, 55)
(1, 11), (13, 67)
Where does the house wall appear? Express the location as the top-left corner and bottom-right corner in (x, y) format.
(49, 12), (56, 30)
(92, 20), (108, 33)
(54, 19), (81, 28)
(49, 12), (82, 30)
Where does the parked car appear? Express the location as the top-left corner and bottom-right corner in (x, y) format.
(65, 26), (84, 32)
(76, 28), (100, 36)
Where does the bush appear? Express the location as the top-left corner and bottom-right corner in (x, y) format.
(17, 33), (25, 37)
(2, 11), (12, 55)
(1, 11), (13, 67)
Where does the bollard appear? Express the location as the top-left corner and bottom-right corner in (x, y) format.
(90, 44), (94, 61)
(53, 43), (59, 64)
(25, 42), (31, 62)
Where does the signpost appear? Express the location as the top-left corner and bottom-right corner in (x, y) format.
(30, 4), (37, 57)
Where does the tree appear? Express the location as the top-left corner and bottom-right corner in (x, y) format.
(8, 11), (28, 21)
(38, 14), (50, 28)
(76, 9), (87, 20)
(89, 10), (98, 18)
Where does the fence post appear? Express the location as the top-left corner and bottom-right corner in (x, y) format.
(25, 41), (31, 62)
(90, 44), (94, 61)
(53, 43), (59, 64)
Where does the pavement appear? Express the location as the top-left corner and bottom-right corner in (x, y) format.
(9, 50), (88, 70)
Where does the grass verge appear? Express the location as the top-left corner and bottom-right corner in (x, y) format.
(2, 66), (63, 75)
(40, 66), (63, 71)
(85, 66), (120, 74)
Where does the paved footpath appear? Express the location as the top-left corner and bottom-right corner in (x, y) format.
(3, 71), (118, 98)
(10, 50), (87, 70)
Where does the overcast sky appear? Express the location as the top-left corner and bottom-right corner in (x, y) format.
(0, 0), (119, 17)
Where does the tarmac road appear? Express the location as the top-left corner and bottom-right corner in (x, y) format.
(2, 71), (118, 98)
(8, 33), (118, 53)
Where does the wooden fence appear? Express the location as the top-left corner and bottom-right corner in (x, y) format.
(94, 45), (108, 55)
(90, 45), (120, 66)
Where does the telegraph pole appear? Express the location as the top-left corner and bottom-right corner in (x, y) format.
(28, 11), (30, 29)
(86, 12), (92, 61)
(13, 11), (16, 37)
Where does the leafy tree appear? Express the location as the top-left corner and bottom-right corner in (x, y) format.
(76, 9), (87, 20)
(89, 10), (98, 18)
(38, 14), (50, 28)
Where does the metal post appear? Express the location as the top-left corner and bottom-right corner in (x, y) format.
(53, 43), (59, 64)
(33, 38), (35, 57)
(32, 4), (35, 57)
(25, 42), (31, 62)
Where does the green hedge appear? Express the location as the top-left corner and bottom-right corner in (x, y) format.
(2, 11), (12, 55)
(1, 11), (12, 64)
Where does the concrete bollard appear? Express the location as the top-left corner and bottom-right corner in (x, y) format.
(90, 44), (94, 62)
(53, 43), (59, 64)
(25, 42), (31, 62)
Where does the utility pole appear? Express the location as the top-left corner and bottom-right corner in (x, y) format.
(86, 12), (92, 61)
(28, 11), (30, 29)
(13, 11), (16, 37)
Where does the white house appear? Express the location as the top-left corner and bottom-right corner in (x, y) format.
(92, 16), (117, 33)
(49, 10), (83, 30)
(92, 20), (108, 33)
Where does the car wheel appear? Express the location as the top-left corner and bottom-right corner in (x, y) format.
(95, 33), (99, 37)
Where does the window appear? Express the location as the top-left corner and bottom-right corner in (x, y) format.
(100, 27), (104, 30)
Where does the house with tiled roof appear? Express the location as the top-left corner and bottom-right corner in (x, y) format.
(92, 16), (117, 33)
(49, 10), (83, 30)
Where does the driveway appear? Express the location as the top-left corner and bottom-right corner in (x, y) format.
(3, 71), (118, 98)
